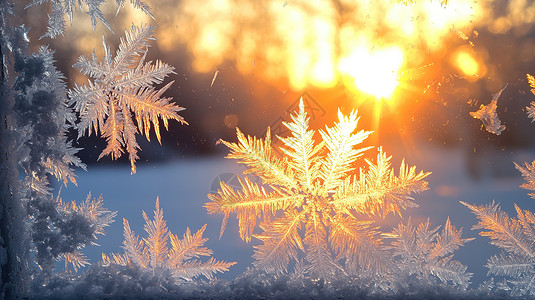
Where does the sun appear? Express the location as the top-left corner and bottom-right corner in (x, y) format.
(338, 46), (405, 99)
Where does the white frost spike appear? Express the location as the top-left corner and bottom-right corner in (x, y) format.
(470, 84), (508, 135)
(211, 70), (219, 87)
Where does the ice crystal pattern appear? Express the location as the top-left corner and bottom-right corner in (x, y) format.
(103, 198), (235, 281)
(69, 24), (186, 173)
(461, 158), (535, 295)
(11, 44), (117, 275)
(515, 160), (535, 199)
(388, 218), (473, 289)
(462, 200), (535, 296)
(26, 0), (154, 39)
(57, 192), (116, 272)
(526, 74), (535, 122)
(206, 99), (430, 276)
(470, 84), (507, 135)
(14, 46), (85, 186)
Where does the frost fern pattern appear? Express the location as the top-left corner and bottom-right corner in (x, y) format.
(462, 160), (535, 296)
(462, 200), (535, 296)
(57, 192), (116, 272)
(69, 24), (186, 173)
(206, 99), (430, 277)
(388, 218), (473, 288)
(461, 156), (535, 296)
(26, 0), (154, 38)
(103, 198), (235, 281)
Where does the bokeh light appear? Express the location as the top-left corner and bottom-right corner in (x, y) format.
(170, 0), (482, 100)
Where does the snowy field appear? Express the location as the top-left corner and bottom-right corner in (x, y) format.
(57, 142), (535, 288)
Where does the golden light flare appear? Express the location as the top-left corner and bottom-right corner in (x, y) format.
(169, 0), (484, 99)
(339, 46), (405, 99)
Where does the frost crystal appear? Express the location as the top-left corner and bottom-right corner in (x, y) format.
(460, 158), (535, 295)
(103, 198), (235, 281)
(14, 46), (85, 186)
(515, 160), (535, 199)
(69, 24), (186, 174)
(463, 200), (535, 296)
(56, 192), (116, 272)
(25, 0), (154, 39)
(207, 99), (430, 277)
(470, 84), (507, 135)
(387, 218), (473, 288)
(526, 74), (535, 122)
(10, 44), (116, 276)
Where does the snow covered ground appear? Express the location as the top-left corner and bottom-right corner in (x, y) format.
(57, 142), (535, 288)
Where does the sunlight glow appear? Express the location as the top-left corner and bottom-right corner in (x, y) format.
(64, 0), (535, 101)
(171, 0), (483, 97)
(339, 46), (404, 99)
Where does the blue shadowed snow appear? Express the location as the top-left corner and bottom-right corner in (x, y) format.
(57, 142), (535, 288)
